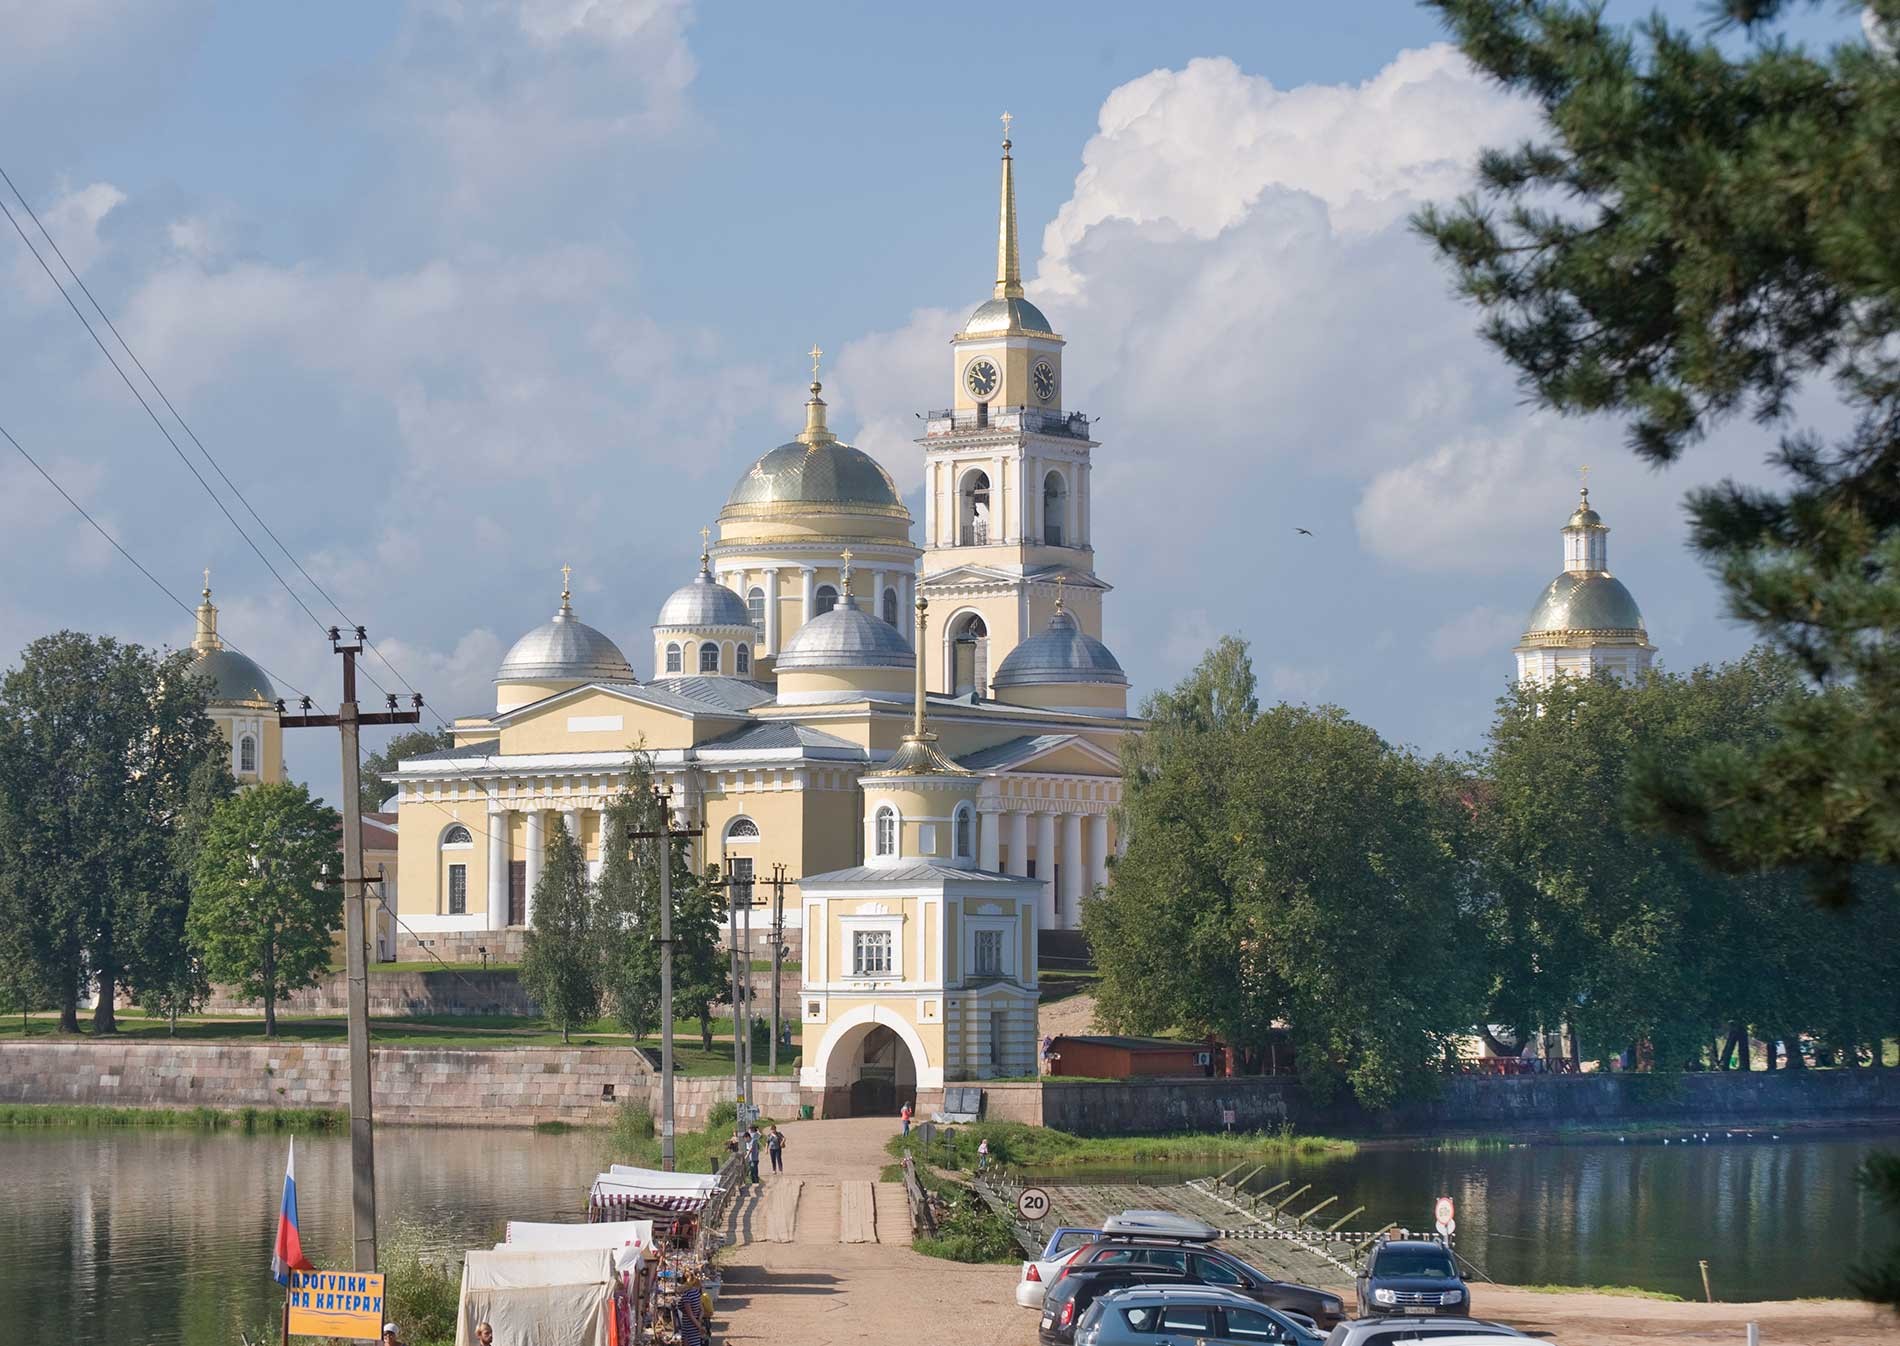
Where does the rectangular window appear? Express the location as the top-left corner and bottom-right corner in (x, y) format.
(973, 929), (1004, 976)
(508, 861), (526, 926)
(447, 864), (466, 915)
(728, 856), (754, 908)
(990, 1010), (1007, 1067)
(852, 929), (892, 976)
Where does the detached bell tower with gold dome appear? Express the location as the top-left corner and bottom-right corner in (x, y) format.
(919, 116), (1109, 697)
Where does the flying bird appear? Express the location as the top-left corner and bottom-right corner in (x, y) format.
(1294, 527), (1314, 536)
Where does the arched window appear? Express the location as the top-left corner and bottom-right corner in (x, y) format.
(736, 643), (751, 675)
(442, 824), (472, 846)
(874, 805), (897, 857)
(238, 734), (257, 774)
(726, 816), (760, 841)
(882, 588), (899, 626)
(815, 584), (839, 616)
(664, 642), (682, 674)
(950, 612), (989, 697)
(699, 642), (720, 674)
(959, 469), (992, 546)
(1043, 470), (1067, 547)
(747, 587), (765, 636)
(954, 804), (973, 859)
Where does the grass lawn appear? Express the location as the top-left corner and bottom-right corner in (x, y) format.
(892, 1120), (1356, 1173)
(0, 1010), (801, 1070)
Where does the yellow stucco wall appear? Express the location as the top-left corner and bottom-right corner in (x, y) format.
(498, 691), (740, 754)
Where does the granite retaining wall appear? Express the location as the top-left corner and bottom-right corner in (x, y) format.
(0, 1041), (803, 1126)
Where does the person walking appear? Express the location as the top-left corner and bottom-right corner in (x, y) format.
(976, 1137), (990, 1173)
(745, 1126), (761, 1183)
(899, 1100), (913, 1136)
(766, 1123), (785, 1174)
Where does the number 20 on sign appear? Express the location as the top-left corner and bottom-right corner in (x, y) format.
(1016, 1186), (1051, 1221)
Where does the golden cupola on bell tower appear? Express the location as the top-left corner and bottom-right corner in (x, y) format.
(918, 115), (1111, 700)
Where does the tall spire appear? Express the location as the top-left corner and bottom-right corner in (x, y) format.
(865, 592), (973, 778)
(995, 111), (1023, 301)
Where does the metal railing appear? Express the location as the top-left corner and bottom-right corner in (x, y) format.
(924, 406), (1091, 439)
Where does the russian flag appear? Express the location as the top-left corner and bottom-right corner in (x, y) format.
(271, 1137), (315, 1286)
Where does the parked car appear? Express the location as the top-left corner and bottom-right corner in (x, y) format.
(1322, 1317), (1528, 1346)
(1018, 1226), (1105, 1309)
(1040, 1266), (1191, 1345)
(1075, 1283), (1325, 1346)
(1353, 1240), (1471, 1318)
(1060, 1220), (1345, 1328)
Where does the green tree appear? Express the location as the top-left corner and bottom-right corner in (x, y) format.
(1416, 0), (1900, 906)
(519, 820), (600, 1042)
(358, 727), (453, 817)
(0, 631), (228, 1032)
(1087, 638), (1487, 1109)
(187, 782), (342, 1036)
(593, 752), (729, 1051)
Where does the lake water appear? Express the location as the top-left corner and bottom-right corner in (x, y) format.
(1, 1125), (1892, 1344)
(1028, 1128), (1900, 1303)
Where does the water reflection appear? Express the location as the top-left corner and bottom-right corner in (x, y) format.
(0, 1127), (601, 1346)
(1028, 1131), (1896, 1301)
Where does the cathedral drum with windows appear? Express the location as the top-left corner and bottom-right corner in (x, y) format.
(1513, 486), (1657, 685)
(187, 576), (283, 787)
(383, 124), (1139, 1110)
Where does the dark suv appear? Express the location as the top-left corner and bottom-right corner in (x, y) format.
(1353, 1240), (1471, 1318)
(1039, 1266), (1190, 1345)
(1061, 1238), (1345, 1329)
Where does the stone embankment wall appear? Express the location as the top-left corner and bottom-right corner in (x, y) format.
(0, 1041), (801, 1127)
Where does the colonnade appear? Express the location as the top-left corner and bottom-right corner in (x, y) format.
(484, 802), (623, 930)
(713, 563), (917, 657)
(977, 804), (1109, 932)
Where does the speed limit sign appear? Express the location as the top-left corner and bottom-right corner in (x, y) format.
(1016, 1186), (1052, 1221)
(1434, 1196), (1455, 1227)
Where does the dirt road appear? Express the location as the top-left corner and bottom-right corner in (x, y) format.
(710, 1119), (1891, 1345)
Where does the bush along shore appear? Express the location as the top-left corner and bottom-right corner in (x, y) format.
(0, 1103), (347, 1131)
(890, 1120), (1355, 1175)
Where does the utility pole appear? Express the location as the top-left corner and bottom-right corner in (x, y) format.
(765, 864), (798, 1075)
(626, 787), (700, 1172)
(279, 627), (421, 1273)
(725, 864), (744, 1123)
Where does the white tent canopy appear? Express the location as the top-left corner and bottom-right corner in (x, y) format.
(504, 1219), (655, 1263)
(454, 1248), (616, 1346)
(606, 1165), (721, 1192)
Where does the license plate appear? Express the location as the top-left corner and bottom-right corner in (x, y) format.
(1041, 1314), (1053, 1328)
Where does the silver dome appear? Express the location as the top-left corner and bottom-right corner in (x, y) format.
(991, 608), (1127, 688)
(657, 568), (753, 629)
(496, 598), (635, 683)
(1521, 572), (1647, 643)
(191, 648), (276, 704)
(961, 296), (1056, 338)
(721, 440), (908, 520)
(776, 596), (915, 671)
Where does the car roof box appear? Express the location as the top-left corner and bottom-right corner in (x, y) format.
(1101, 1209), (1220, 1242)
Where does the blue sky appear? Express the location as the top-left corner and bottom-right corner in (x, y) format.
(0, 1), (1868, 803)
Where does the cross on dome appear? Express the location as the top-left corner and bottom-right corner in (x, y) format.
(840, 548), (854, 596)
(560, 563), (572, 601)
(808, 344), (823, 384)
(1001, 110), (1012, 145)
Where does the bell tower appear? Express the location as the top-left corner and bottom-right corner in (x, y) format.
(918, 116), (1109, 697)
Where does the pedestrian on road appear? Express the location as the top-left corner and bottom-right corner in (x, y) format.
(976, 1138), (990, 1173)
(676, 1269), (708, 1346)
(767, 1124), (785, 1173)
(900, 1100), (913, 1135)
(745, 1126), (761, 1183)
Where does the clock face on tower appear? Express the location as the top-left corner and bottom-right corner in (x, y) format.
(1033, 359), (1056, 403)
(964, 358), (999, 401)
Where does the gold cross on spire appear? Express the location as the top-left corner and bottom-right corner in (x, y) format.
(202, 567), (211, 598)
(699, 525), (711, 551)
(808, 344), (823, 385)
(839, 548), (854, 595)
(1055, 574), (1067, 612)
(1001, 110), (1012, 144)
(561, 563), (572, 600)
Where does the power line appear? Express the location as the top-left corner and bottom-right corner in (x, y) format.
(0, 416), (313, 706)
(0, 164), (428, 709)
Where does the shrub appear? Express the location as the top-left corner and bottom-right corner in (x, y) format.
(379, 1225), (462, 1346)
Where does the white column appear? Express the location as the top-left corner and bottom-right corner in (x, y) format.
(1029, 455), (1043, 542)
(1061, 811), (1084, 929)
(1086, 811), (1109, 901)
(800, 565), (816, 626)
(1079, 461), (1092, 548)
(1034, 811), (1057, 931)
(763, 566), (780, 653)
(562, 807), (580, 841)
(486, 808), (511, 931)
(592, 806), (610, 882)
(872, 569), (887, 620)
(978, 807), (1001, 872)
(1006, 811), (1028, 877)
(924, 461), (936, 548)
(523, 810), (544, 925)
(1017, 448), (1032, 540)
